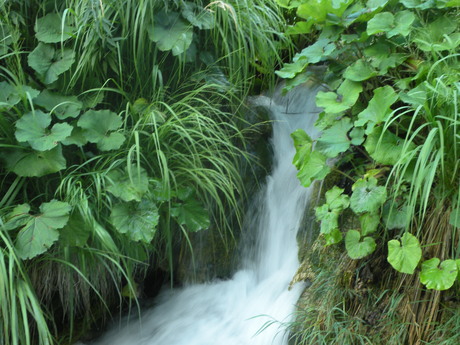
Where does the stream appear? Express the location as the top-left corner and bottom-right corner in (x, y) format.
(82, 84), (321, 345)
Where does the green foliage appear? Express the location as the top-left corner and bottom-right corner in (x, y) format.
(387, 232), (421, 274)
(148, 10), (193, 56)
(77, 110), (125, 151)
(420, 258), (458, 290)
(28, 43), (75, 84)
(5, 200), (71, 259)
(284, 0), (460, 293)
(345, 229), (376, 259)
(110, 199), (159, 243)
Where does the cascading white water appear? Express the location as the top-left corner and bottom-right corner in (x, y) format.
(84, 84), (321, 345)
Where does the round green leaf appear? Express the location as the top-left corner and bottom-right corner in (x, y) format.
(420, 258), (458, 290)
(364, 127), (415, 166)
(34, 90), (82, 119)
(316, 117), (353, 158)
(148, 10), (193, 56)
(4, 145), (66, 177)
(359, 212), (380, 236)
(181, 2), (215, 29)
(344, 60), (377, 82)
(110, 199), (159, 243)
(15, 200), (71, 259)
(316, 80), (362, 114)
(387, 232), (421, 274)
(171, 198), (210, 232)
(15, 111), (72, 151)
(296, 150), (331, 187)
(383, 201), (410, 229)
(325, 186), (349, 211)
(106, 165), (149, 202)
(355, 86), (398, 134)
(324, 228), (342, 246)
(345, 230), (376, 259)
(28, 43), (75, 84)
(0, 81), (20, 110)
(350, 177), (387, 214)
(367, 12), (394, 36)
(35, 13), (73, 43)
(77, 109), (125, 151)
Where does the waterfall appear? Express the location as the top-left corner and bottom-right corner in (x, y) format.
(84, 84), (321, 345)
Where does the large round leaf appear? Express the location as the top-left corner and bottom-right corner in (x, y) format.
(28, 43), (75, 84)
(14, 200), (71, 259)
(35, 13), (73, 43)
(15, 110), (72, 151)
(345, 230), (376, 259)
(3, 145), (66, 177)
(420, 258), (458, 290)
(350, 177), (387, 214)
(387, 232), (421, 274)
(77, 109), (125, 151)
(148, 10), (193, 56)
(110, 199), (159, 243)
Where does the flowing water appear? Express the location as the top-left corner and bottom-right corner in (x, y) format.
(85, 85), (321, 345)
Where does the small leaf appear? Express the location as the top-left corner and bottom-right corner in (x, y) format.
(148, 10), (193, 56)
(325, 186), (350, 211)
(324, 228), (342, 246)
(106, 165), (149, 202)
(77, 109), (125, 151)
(0, 81), (20, 110)
(28, 43), (75, 84)
(344, 60), (377, 82)
(34, 90), (82, 119)
(383, 200), (410, 229)
(316, 117), (353, 158)
(110, 199), (159, 243)
(350, 177), (387, 214)
(345, 230), (376, 259)
(291, 129), (313, 169)
(15, 200), (71, 259)
(3, 146), (66, 177)
(35, 13), (73, 43)
(294, 39), (336, 64)
(349, 127), (365, 145)
(387, 232), (421, 274)
(355, 86), (398, 133)
(360, 212), (380, 236)
(315, 204), (340, 235)
(420, 258), (458, 290)
(171, 198), (210, 232)
(15, 111), (72, 151)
